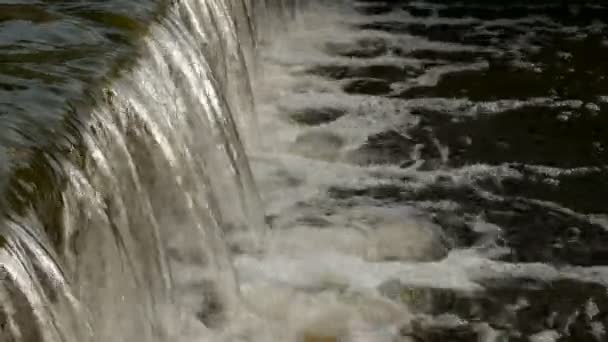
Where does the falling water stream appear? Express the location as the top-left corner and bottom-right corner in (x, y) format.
(2, 0), (608, 341)
(0, 1), (289, 341)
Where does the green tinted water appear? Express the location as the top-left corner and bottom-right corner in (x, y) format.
(0, 1), (166, 175)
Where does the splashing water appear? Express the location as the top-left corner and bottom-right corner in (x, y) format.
(0, 0), (294, 341)
(4, 0), (608, 341)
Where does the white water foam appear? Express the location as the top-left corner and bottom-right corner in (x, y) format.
(3, 0), (607, 341)
(215, 1), (608, 341)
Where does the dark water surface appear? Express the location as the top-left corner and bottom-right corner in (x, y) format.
(343, 0), (608, 256)
(0, 0), (163, 179)
(2, 0), (608, 340)
(294, 1), (608, 340)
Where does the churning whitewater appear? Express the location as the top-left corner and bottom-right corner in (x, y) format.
(2, 0), (608, 341)
(0, 0), (272, 341)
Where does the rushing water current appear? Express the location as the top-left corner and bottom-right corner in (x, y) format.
(2, 1), (608, 341)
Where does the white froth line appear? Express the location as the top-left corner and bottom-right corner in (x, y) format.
(252, 151), (364, 171)
(521, 164), (603, 177)
(256, 151), (531, 178)
(348, 9), (479, 26)
(272, 94), (584, 124)
(235, 248), (608, 298)
(404, 61), (486, 88)
(234, 251), (482, 292)
(590, 215), (608, 230)
(252, 154), (529, 190)
(562, 265), (608, 286)
(275, 92), (407, 109)
(514, 197), (608, 232)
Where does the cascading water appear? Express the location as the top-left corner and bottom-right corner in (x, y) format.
(0, 1), (295, 341)
(3, 0), (608, 341)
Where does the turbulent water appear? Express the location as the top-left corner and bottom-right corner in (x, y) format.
(1, 0), (608, 341)
(0, 1), (275, 341)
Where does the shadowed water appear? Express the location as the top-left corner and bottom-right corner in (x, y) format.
(2, 1), (608, 342)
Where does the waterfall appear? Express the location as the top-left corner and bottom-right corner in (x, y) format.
(0, 1), (295, 341)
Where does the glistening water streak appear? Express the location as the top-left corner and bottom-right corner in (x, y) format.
(0, 0), (293, 341)
(3, 0), (608, 341)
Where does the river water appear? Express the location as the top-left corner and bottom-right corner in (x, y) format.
(1, 1), (608, 341)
